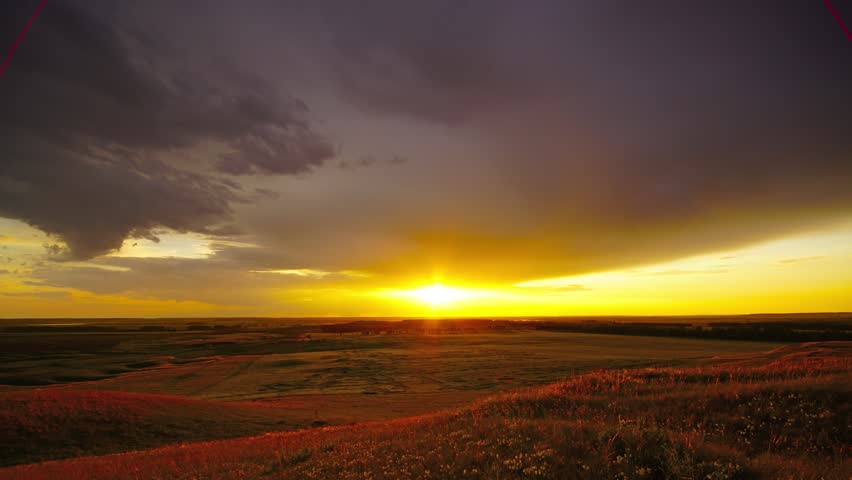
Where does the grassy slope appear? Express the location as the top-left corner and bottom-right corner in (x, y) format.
(0, 388), (491, 468)
(1, 342), (849, 480)
(0, 389), (305, 466)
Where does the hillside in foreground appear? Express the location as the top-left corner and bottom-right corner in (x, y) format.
(1, 341), (848, 480)
(0, 389), (309, 466)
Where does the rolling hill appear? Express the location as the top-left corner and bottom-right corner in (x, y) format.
(0, 389), (303, 466)
(0, 342), (848, 479)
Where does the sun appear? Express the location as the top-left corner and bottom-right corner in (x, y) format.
(410, 283), (465, 307)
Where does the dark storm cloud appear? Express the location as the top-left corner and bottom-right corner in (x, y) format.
(326, 1), (852, 125)
(2, 137), (238, 259)
(310, 0), (852, 280)
(3, 0), (852, 287)
(0, 0), (333, 259)
(325, 2), (532, 124)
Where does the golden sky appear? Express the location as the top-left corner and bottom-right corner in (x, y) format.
(2, 2), (851, 318)
(2, 217), (851, 317)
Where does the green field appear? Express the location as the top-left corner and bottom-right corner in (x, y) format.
(1, 328), (781, 401)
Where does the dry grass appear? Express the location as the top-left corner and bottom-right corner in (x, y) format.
(1, 341), (848, 479)
(0, 389), (302, 466)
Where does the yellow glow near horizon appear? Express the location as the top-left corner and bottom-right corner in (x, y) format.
(363, 223), (852, 317)
(2, 217), (852, 317)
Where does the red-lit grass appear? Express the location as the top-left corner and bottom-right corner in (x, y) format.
(0, 389), (301, 466)
(0, 342), (848, 479)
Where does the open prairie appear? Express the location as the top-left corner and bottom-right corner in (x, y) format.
(2, 317), (850, 477)
(1, 336), (848, 479)
(1, 326), (787, 399)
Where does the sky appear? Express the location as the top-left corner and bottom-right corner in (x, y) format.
(1, 0), (851, 318)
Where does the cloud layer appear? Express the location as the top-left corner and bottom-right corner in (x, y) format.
(0, 0), (332, 259)
(310, 0), (852, 281)
(2, 0), (852, 311)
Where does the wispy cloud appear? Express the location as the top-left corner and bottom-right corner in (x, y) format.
(778, 256), (826, 264)
(632, 268), (730, 277)
(515, 280), (589, 292)
(0, 289), (71, 299)
(249, 268), (370, 279)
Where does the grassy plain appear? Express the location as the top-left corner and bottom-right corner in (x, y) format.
(1, 329), (781, 399)
(1, 341), (848, 479)
(1, 318), (848, 478)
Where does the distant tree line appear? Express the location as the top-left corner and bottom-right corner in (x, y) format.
(318, 319), (519, 335)
(4, 317), (849, 343)
(533, 320), (852, 343)
(315, 318), (852, 343)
